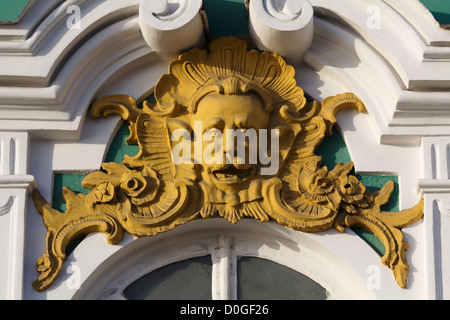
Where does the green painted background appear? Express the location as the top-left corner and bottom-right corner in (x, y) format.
(203, 0), (249, 38)
(420, 0), (450, 24)
(0, 0), (31, 23)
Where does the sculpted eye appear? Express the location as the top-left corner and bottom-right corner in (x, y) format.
(235, 115), (249, 129)
(204, 118), (225, 133)
(204, 128), (222, 141)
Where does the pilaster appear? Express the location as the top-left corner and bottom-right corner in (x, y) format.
(419, 136), (450, 299)
(0, 132), (35, 299)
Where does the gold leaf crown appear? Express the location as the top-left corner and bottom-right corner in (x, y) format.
(153, 37), (306, 115)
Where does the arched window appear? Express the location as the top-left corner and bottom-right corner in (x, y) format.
(123, 255), (328, 300)
(70, 219), (378, 300)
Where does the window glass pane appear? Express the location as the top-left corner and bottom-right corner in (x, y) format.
(123, 256), (212, 300)
(237, 257), (328, 300)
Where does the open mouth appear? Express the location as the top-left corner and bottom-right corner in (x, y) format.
(212, 165), (255, 183)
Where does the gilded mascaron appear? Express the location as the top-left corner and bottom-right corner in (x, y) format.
(32, 37), (423, 291)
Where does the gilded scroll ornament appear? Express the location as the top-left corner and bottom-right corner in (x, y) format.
(32, 37), (423, 292)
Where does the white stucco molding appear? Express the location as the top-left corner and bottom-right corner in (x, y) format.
(0, 0), (140, 84)
(0, 0), (35, 26)
(418, 137), (450, 299)
(0, 132), (35, 300)
(0, 0), (447, 300)
(139, 0), (205, 60)
(0, 0), (151, 139)
(0, 0), (207, 139)
(0, 0), (448, 145)
(383, 0), (450, 50)
(248, 0), (314, 65)
(0, 0), (60, 42)
(297, 0), (450, 145)
(310, 0), (450, 89)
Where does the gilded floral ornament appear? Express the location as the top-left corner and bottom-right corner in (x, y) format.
(31, 37), (423, 292)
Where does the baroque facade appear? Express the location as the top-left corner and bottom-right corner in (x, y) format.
(1, 0), (450, 300)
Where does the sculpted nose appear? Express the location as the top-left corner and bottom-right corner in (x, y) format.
(233, 115), (248, 129)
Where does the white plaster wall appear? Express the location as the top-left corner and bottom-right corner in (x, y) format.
(0, 0), (448, 299)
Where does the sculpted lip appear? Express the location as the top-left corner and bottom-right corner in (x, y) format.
(212, 165), (255, 182)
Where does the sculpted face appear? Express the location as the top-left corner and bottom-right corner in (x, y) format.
(193, 92), (270, 193)
(36, 37), (419, 295)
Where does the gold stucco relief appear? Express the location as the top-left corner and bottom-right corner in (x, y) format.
(32, 37), (423, 292)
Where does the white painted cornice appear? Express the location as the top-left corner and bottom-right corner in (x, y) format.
(294, 0), (450, 145)
(0, 0), (449, 145)
(139, 0), (205, 59)
(309, 0), (450, 90)
(0, 0), (141, 85)
(0, 0), (151, 139)
(383, 0), (450, 48)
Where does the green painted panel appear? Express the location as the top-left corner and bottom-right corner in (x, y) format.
(104, 122), (139, 164)
(420, 0), (450, 24)
(203, 0), (248, 38)
(0, 0), (31, 23)
(53, 95), (156, 211)
(316, 127), (399, 212)
(316, 127), (352, 167)
(53, 173), (92, 255)
(103, 95), (153, 163)
(352, 227), (385, 256)
(316, 127), (397, 257)
(52, 173), (90, 213)
(356, 174), (399, 212)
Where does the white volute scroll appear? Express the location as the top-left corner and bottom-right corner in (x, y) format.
(248, 0), (314, 64)
(139, 0), (205, 59)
